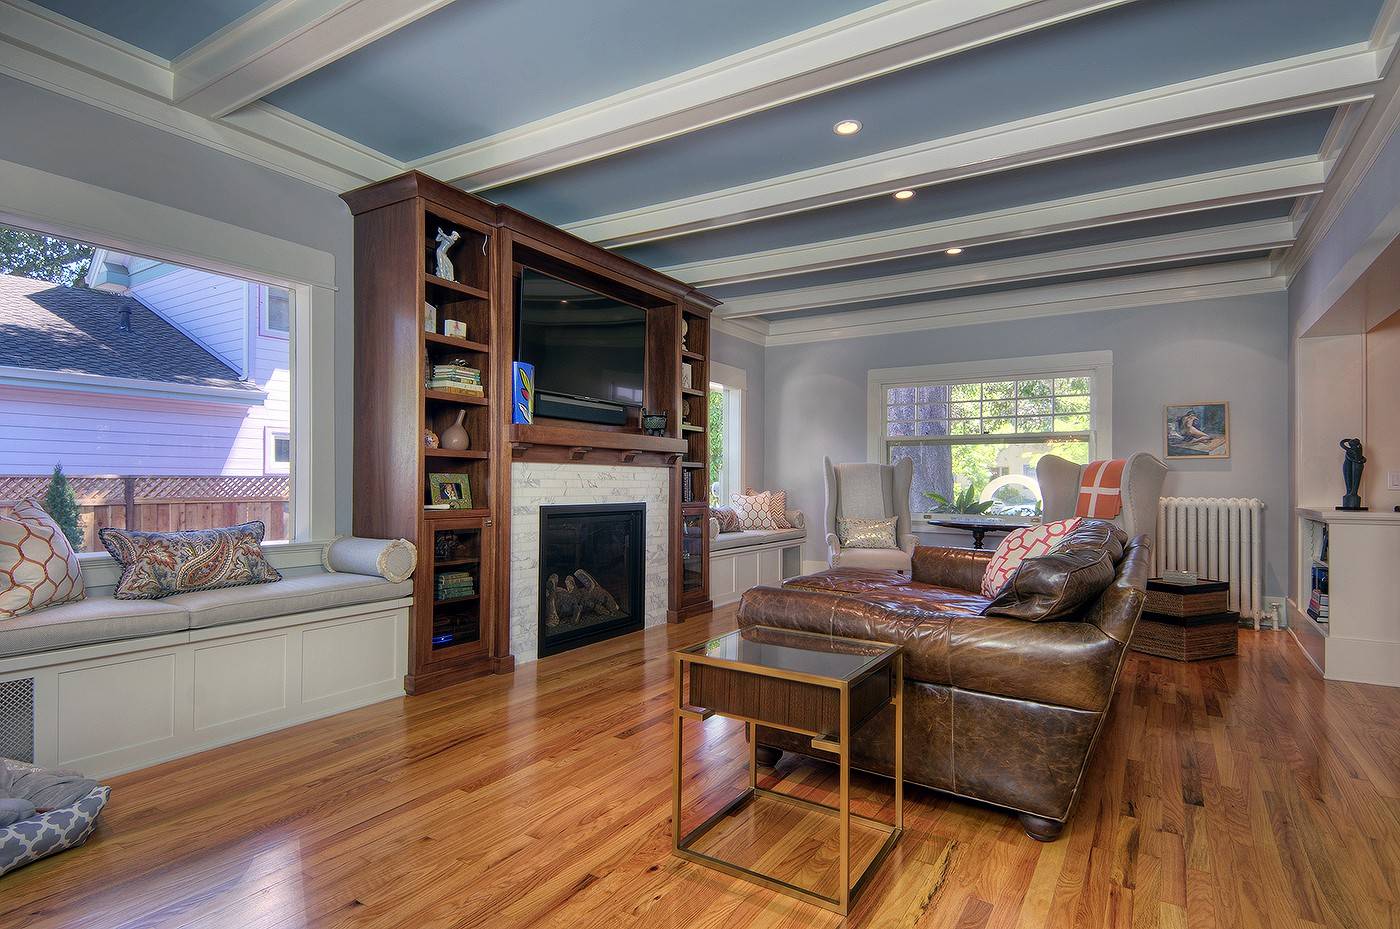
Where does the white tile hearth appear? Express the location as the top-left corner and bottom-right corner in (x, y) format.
(510, 462), (671, 663)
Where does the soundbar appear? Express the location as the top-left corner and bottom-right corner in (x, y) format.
(534, 391), (628, 426)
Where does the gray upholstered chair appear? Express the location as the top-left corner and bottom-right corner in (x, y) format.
(823, 456), (916, 573)
(1036, 451), (1168, 540)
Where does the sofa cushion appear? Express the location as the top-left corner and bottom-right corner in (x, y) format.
(0, 597), (188, 658)
(0, 502), (85, 618)
(170, 572), (412, 629)
(982, 519), (1128, 622)
(710, 527), (805, 553)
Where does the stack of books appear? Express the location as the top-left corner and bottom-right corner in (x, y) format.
(435, 570), (476, 601)
(427, 362), (483, 397)
(1307, 562), (1329, 623)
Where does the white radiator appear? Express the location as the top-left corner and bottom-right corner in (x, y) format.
(1155, 497), (1268, 627)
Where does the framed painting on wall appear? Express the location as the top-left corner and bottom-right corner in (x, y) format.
(1165, 402), (1229, 459)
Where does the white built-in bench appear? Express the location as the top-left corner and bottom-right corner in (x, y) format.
(709, 510), (806, 607)
(0, 538), (412, 778)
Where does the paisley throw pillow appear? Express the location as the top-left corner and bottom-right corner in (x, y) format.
(981, 517), (1083, 597)
(0, 501), (86, 618)
(711, 506), (741, 533)
(836, 516), (898, 550)
(99, 521), (281, 600)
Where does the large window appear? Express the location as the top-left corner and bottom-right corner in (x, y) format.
(708, 362), (746, 506)
(0, 223), (295, 550)
(870, 353), (1111, 519)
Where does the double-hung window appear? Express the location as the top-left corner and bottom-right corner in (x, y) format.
(869, 353), (1111, 519)
(707, 361), (746, 506)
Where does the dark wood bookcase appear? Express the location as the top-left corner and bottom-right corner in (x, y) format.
(344, 172), (717, 693)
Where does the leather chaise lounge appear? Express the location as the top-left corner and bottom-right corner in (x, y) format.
(736, 520), (1150, 840)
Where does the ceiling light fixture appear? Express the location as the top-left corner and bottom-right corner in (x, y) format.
(833, 119), (862, 136)
(893, 190), (915, 200)
(945, 247), (963, 256)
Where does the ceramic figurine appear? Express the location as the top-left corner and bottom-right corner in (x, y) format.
(441, 409), (470, 450)
(424, 429), (440, 449)
(1339, 438), (1366, 510)
(434, 228), (461, 280)
(681, 318), (689, 350)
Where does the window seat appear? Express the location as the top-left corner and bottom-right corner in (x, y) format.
(709, 511), (806, 606)
(0, 539), (413, 778)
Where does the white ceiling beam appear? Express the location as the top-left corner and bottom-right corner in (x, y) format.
(566, 46), (1378, 247)
(662, 157), (1324, 287)
(718, 218), (1296, 318)
(172, 0), (457, 119)
(412, 0), (1142, 189)
(762, 260), (1285, 346)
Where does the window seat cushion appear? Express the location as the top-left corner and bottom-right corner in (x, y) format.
(711, 527), (805, 553)
(0, 597), (188, 658)
(171, 572), (413, 630)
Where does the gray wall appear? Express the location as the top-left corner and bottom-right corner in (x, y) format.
(710, 328), (765, 492)
(763, 292), (1292, 596)
(0, 76), (359, 534)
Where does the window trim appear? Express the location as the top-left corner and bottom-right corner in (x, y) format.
(0, 156), (337, 550)
(258, 284), (291, 339)
(265, 426), (292, 475)
(867, 351), (1113, 485)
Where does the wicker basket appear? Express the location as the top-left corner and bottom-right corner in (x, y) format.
(1130, 611), (1239, 661)
(1144, 579), (1229, 617)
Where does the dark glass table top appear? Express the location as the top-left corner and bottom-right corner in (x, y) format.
(679, 626), (897, 683)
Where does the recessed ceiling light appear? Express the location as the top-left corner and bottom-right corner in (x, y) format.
(945, 247), (963, 256)
(833, 119), (862, 136)
(893, 190), (915, 200)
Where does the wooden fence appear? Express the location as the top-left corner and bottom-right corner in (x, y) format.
(0, 475), (290, 553)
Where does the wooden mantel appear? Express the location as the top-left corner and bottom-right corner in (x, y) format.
(510, 423), (686, 467)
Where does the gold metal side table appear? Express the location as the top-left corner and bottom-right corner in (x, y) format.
(672, 626), (903, 916)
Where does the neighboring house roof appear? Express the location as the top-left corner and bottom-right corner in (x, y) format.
(0, 272), (256, 392)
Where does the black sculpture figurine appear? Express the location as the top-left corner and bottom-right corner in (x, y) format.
(1339, 438), (1367, 511)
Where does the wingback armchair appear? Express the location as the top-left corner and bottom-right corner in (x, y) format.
(823, 456), (916, 573)
(1036, 451), (1168, 540)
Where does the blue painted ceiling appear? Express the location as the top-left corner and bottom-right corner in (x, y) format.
(27, 0), (1392, 325)
(33, 0), (268, 59)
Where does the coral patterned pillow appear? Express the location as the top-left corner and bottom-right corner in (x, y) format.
(0, 502), (86, 618)
(730, 492), (779, 531)
(99, 521), (281, 600)
(711, 506), (741, 533)
(744, 488), (794, 529)
(981, 518), (1083, 598)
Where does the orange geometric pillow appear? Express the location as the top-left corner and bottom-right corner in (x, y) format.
(744, 487), (794, 529)
(981, 518), (1083, 598)
(730, 492), (779, 531)
(0, 501), (86, 617)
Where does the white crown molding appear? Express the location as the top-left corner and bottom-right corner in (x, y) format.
(0, 0), (400, 191)
(761, 261), (1285, 346)
(717, 217), (1296, 318)
(1283, 0), (1400, 283)
(565, 45), (1378, 247)
(711, 315), (771, 346)
(662, 157), (1323, 286)
(412, 0), (1139, 189)
(173, 0), (458, 118)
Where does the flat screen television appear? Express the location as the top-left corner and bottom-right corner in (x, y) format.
(515, 269), (646, 410)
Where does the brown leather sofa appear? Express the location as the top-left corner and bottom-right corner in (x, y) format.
(736, 521), (1150, 840)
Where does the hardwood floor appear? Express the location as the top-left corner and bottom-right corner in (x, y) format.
(2, 607), (1397, 928)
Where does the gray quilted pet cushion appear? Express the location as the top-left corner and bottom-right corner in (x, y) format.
(0, 784), (109, 876)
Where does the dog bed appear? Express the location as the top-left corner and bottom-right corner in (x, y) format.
(0, 760), (109, 877)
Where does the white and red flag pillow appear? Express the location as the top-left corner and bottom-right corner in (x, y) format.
(981, 517), (1083, 598)
(1075, 459), (1126, 519)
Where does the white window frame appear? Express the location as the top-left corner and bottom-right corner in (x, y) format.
(0, 157), (337, 566)
(264, 427), (292, 475)
(709, 360), (746, 504)
(867, 351), (1113, 505)
(257, 284), (291, 339)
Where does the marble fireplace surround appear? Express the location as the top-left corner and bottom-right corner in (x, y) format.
(510, 462), (671, 663)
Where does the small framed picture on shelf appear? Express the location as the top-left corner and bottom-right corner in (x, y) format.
(443, 319), (468, 339)
(424, 301), (437, 333)
(428, 472), (473, 508)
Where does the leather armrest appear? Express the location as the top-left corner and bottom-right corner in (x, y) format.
(911, 545), (992, 592)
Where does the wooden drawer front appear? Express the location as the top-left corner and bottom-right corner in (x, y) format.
(850, 667), (894, 729)
(689, 664), (837, 736)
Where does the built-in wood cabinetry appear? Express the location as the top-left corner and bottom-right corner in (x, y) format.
(344, 172), (717, 692)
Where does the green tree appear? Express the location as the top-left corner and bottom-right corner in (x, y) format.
(43, 463), (84, 549)
(708, 388), (725, 503)
(0, 227), (94, 286)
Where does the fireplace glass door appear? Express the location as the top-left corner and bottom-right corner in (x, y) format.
(538, 503), (645, 657)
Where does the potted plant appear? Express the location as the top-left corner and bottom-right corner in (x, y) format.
(924, 483), (996, 516)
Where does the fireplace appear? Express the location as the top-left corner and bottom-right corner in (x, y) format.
(537, 503), (645, 657)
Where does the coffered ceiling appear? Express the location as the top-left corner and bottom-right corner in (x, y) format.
(4, 0), (1399, 342)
